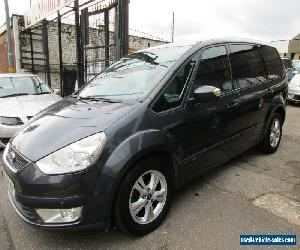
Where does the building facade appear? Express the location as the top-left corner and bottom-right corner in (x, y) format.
(288, 34), (300, 60)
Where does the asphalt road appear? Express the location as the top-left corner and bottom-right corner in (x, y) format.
(0, 104), (299, 250)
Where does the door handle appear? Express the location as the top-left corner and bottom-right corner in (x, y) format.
(227, 102), (239, 109)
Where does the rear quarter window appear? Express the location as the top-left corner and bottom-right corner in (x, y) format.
(260, 45), (284, 80)
(229, 44), (267, 89)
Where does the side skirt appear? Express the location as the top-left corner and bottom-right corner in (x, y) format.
(177, 124), (263, 188)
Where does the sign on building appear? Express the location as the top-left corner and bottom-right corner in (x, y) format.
(24, 0), (72, 29)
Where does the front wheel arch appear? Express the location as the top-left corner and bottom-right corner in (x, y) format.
(110, 150), (178, 224)
(112, 153), (175, 235)
(274, 106), (285, 123)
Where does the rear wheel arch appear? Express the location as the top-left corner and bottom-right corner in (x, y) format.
(258, 112), (282, 154)
(264, 103), (285, 131)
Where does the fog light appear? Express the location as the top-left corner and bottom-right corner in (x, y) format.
(36, 207), (82, 223)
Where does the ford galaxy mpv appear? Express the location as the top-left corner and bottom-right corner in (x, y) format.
(2, 39), (287, 235)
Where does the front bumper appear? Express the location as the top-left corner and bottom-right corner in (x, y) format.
(287, 88), (300, 102)
(6, 191), (107, 230)
(2, 145), (113, 230)
(287, 94), (300, 102)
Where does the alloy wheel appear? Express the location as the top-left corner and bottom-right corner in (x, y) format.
(270, 118), (281, 148)
(129, 170), (167, 225)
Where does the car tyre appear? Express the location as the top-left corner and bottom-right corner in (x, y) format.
(113, 156), (174, 236)
(259, 113), (282, 154)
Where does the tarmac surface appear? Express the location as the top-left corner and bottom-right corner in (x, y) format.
(0, 104), (299, 250)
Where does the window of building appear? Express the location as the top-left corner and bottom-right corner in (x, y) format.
(194, 46), (233, 92)
(229, 44), (267, 89)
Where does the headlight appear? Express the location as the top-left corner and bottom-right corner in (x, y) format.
(36, 132), (106, 174)
(0, 116), (20, 126)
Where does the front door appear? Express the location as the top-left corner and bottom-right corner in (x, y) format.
(151, 45), (242, 186)
(179, 45), (241, 184)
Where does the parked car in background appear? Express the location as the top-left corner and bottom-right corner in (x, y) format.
(2, 39), (286, 236)
(0, 74), (62, 147)
(281, 58), (294, 82)
(288, 73), (300, 103)
(292, 59), (300, 74)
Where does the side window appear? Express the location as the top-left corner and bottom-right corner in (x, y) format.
(152, 60), (193, 112)
(260, 45), (284, 80)
(194, 46), (233, 92)
(229, 44), (267, 89)
(33, 77), (52, 93)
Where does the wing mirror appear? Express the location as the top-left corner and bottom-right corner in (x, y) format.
(193, 85), (221, 103)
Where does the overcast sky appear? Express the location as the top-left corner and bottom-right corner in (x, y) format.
(0, 0), (299, 43)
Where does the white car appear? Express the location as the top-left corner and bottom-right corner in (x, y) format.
(288, 73), (300, 103)
(0, 73), (62, 147)
(292, 60), (300, 74)
(281, 58), (294, 82)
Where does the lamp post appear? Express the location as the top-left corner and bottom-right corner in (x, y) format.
(4, 0), (16, 73)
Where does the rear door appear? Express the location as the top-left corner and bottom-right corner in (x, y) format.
(228, 43), (269, 146)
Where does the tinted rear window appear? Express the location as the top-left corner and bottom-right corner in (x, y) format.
(229, 44), (266, 88)
(260, 45), (284, 80)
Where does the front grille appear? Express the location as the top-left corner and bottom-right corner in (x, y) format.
(294, 95), (300, 100)
(5, 146), (30, 172)
(16, 118), (24, 125)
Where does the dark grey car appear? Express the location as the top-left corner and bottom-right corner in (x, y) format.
(2, 39), (287, 235)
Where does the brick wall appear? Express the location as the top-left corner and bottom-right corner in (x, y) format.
(129, 35), (166, 52)
(0, 29), (15, 73)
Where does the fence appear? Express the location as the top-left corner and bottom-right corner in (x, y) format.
(19, 0), (128, 97)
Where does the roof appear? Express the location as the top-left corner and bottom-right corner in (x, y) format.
(0, 73), (36, 78)
(293, 34), (300, 40)
(138, 38), (270, 54)
(200, 37), (268, 46)
(140, 41), (196, 50)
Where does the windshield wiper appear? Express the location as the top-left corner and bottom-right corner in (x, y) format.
(34, 92), (52, 95)
(78, 95), (120, 103)
(0, 93), (30, 98)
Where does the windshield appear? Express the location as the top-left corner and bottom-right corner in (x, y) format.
(293, 61), (300, 71)
(0, 76), (52, 98)
(78, 45), (192, 102)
